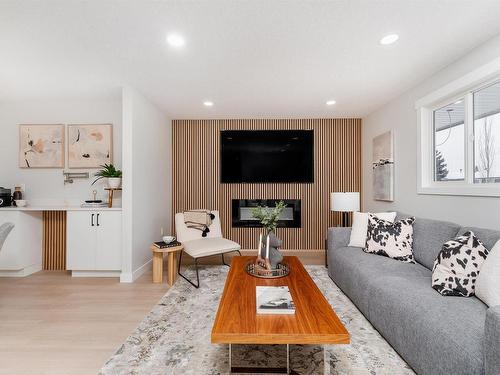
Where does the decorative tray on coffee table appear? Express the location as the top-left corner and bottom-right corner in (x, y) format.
(245, 261), (290, 279)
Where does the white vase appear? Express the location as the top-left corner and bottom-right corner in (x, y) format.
(107, 177), (122, 189)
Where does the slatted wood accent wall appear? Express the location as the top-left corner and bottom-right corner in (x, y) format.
(173, 119), (362, 251)
(43, 211), (66, 270)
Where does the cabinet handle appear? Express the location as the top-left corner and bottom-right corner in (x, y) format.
(96, 213), (100, 227)
(91, 213), (95, 226)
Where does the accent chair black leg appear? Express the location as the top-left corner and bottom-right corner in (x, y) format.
(222, 253), (230, 267)
(177, 250), (200, 288)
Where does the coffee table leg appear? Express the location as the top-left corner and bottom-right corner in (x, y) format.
(286, 344), (290, 374)
(228, 344), (295, 374)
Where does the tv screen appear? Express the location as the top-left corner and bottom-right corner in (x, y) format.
(220, 130), (314, 183)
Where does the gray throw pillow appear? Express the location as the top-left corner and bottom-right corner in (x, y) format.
(365, 214), (415, 263)
(432, 231), (489, 297)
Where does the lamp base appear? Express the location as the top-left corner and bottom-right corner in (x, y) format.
(341, 211), (350, 227)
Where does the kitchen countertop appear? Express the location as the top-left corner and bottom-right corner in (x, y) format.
(0, 205), (122, 212)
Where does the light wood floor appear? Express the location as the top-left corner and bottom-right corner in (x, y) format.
(0, 268), (168, 375)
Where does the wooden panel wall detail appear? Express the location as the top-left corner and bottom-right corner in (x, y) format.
(173, 119), (362, 251)
(43, 211), (66, 270)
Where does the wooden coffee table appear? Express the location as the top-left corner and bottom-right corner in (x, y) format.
(211, 256), (349, 374)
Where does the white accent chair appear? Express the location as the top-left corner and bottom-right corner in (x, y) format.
(175, 210), (241, 288)
(0, 223), (15, 252)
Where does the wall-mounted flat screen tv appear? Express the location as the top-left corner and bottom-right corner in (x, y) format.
(220, 130), (314, 183)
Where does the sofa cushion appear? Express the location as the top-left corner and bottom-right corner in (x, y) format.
(369, 275), (487, 375)
(182, 237), (240, 258)
(432, 231), (489, 297)
(328, 246), (430, 319)
(396, 213), (460, 270)
(365, 215), (415, 263)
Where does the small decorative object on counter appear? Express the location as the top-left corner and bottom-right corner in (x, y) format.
(92, 164), (122, 188)
(81, 190), (107, 208)
(85, 190), (102, 204)
(12, 187), (22, 207)
(14, 200), (27, 207)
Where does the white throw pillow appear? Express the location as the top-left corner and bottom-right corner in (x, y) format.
(348, 211), (397, 248)
(476, 239), (500, 306)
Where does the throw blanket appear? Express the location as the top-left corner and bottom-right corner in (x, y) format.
(183, 210), (215, 237)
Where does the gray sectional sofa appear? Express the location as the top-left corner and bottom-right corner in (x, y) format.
(327, 213), (500, 375)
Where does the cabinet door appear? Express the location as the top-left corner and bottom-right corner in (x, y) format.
(66, 211), (97, 270)
(95, 211), (122, 270)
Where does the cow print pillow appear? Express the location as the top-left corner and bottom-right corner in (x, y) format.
(432, 231), (489, 297)
(365, 215), (415, 263)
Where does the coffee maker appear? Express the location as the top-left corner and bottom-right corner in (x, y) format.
(0, 187), (12, 207)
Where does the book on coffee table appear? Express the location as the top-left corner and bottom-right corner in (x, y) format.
(256, 286), (295, 314)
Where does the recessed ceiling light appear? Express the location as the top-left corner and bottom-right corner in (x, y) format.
(203, 101), (214, 107)
(326, 100), (336, 106)
(379, 34), (399, 45)
(166, 33), (185, 47)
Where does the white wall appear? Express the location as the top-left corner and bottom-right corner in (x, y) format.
(0, 98), (122, 205)
(363, 33), (500, 230)
(121, 87), (172, 282)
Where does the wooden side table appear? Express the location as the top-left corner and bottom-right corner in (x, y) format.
(151, 244), (183, 285)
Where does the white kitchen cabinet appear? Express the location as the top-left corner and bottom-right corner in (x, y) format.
(67, 210), (122, 273)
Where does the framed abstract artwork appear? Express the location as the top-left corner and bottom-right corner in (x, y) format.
(68, 124), (113, 168)
(372, 130), (394, 201)
(19, 124), (65, 168)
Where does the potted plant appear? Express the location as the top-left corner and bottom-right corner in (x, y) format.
(92, 164), (122, 188)
(251, 200), (286, 269)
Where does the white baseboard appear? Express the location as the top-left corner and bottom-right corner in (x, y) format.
(71, 270), (121, 278)
(0, 263), (42, 277)
(120, 259), (152, 283)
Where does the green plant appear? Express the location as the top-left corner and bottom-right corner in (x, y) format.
(91, 164), (122, 185)
(251, 200), (286, 233)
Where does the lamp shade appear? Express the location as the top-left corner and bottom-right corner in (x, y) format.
(330, 192), (360, 212)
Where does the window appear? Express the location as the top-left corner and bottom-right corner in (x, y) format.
(433, 100), (465, 181)
(473, 80), (500, 183)
(417, 59), (500, 197)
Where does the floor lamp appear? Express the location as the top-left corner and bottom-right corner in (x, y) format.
(330, 192), (360, 227)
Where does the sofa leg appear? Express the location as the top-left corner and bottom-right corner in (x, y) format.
(177, 251), (200, 288)
(325, 238), (328, 268)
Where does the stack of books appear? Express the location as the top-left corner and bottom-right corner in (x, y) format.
(153, 240), (181, 249)
(256, 286), (295, 314)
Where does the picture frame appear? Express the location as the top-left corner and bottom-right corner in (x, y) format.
(19, 124), (65, 168)
(67, 124), (113, 169)
(372, 130), (394, 201)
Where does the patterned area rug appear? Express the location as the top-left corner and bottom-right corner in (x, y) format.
(99, 266), (414, 375)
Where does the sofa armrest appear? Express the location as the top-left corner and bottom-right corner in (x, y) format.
(485, 305), (500, 375)
(327, 227), (352, 252)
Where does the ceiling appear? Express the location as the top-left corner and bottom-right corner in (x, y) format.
(2, 0), (500, 119)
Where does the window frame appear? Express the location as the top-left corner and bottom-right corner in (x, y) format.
(416, 58), (500, 197)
